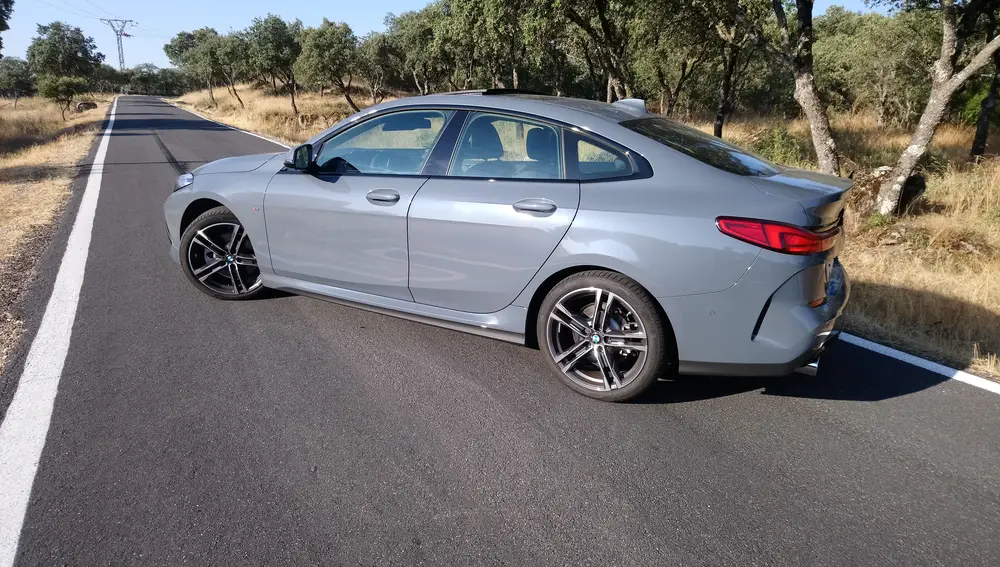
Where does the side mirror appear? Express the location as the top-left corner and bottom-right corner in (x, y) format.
(284, 143), (314, 171)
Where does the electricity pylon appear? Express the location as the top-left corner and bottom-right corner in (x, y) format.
(100, 19), (137, 71)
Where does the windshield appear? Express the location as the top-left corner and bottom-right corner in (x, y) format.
(620, 117), (779, 176)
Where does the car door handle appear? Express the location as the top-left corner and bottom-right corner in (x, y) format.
(512, 198), (557, 215)
(366, 188), (400, 205)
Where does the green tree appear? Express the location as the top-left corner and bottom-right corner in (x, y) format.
(246, 14), (303, 114)
(386, 5), (449, 94)
(92, 63), (125, 93)
(814, 7), (939, 126)
(450, 0), (530, 89)
(296, 19), (361, 111)
(165, 28), (221, 105)
(712, 0), (841, 174)
(26, 22), (104, 78)
(633, 2), (713, 115)
(37, 75), (88, 120)
(0, 1), (13, 56)
(215, 33), (249, 108)
(357, 32), (398, 103)
(0, 56), (33, 107)
(873, 0), (1000, 214)
(559, 0), (641, 101)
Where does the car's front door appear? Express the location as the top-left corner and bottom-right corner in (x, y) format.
(264, 109), (454, 301)
(407, 112), (580, 313)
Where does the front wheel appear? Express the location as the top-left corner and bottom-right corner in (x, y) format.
(179, 206), (265, 300)
(537, 270), (672, 402)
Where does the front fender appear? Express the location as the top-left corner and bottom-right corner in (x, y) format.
(163, 172), (274, 274)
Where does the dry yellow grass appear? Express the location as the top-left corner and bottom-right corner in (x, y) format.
(173, 86), (383, 146)
(175, 86), (1000, 377)
(0, 96), (110, 369)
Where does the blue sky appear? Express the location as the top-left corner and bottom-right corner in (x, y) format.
(3, 0), (881, 68)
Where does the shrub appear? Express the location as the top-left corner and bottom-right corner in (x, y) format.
(747, 124), (809, 166)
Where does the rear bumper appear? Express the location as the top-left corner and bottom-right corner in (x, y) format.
(665, 260), (850, 377)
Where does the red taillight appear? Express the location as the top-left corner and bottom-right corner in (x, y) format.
(716, 217), (838, 255)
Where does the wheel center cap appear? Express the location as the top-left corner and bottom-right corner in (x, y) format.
(591, 334), (601, 344)
(226, 255), (234, 263)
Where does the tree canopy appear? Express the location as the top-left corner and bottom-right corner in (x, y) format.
(26, 22), (104, 78)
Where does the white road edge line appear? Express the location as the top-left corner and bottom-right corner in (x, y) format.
(841, 333), (1000, 395)
(0, 97), (118, 565)
(159, 98), (291, 149)
(162, 97), (1000, 396)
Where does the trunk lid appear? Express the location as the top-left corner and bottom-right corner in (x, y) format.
(747, 167), (852, 230)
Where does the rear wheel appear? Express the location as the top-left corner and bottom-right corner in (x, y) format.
(537, 270), (671, 401)
(179, 206), (265, 300)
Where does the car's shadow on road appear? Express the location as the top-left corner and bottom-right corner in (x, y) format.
(640, 340), (964, 404)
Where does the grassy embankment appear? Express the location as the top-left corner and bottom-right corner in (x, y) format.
(175, 86), (1000, 377)
(0, 96), (110, 370)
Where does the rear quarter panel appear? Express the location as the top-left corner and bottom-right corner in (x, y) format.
(513, 150), (786, 307)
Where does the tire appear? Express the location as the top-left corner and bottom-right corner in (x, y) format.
(179, 206), (266, 301)
(536, 270), (673, 402)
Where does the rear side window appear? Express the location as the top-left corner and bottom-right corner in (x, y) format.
(621, 117), (779, 176)
(565, 131), (633, 180)
(448, 113), (563, 180)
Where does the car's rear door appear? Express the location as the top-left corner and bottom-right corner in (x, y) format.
(263, 109), (454, 301)
(407, 111), (580, 313)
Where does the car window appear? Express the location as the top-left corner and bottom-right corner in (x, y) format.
(620, 116), (778, 176)
(567, 133), (633, 180)
(448, 113), (562, 180)
(316, 110), (452, 175)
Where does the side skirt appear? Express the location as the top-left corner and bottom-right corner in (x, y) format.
(262, 274), (527, 345)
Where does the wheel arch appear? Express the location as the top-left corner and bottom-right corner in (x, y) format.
(523, 265), (678, 367)
(180, 198), (227, 235)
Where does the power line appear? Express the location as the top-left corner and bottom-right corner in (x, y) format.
(81, 0), (118, 18)
(100, 18), (137, 71)
(36, 0), (99, 20)
(54, 0), (102, 19)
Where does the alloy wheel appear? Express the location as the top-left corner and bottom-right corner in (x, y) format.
(186, 222), (262, 296)
(545, 286), (648, 392)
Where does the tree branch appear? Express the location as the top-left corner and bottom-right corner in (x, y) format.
(952, 32), (1000, 86)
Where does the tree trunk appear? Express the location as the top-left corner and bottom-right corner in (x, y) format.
(13, 93), (18, 109)
(61, 100), (68, 121)
(338, 81), (361, 112)
(971, 26), (1000, 161)
(793, 71), (839, 175)
(876, 81), (953, 214)
(230, 81), (245, 110)
(512, 67), (519, 90)
(971, 68), (999, 161)
(289, 80), (299, 116)
(877, 0), (1000, 213)
(271, 75), (277, 92)
(606, 75), (613, 103)
(713, 51), (736, 138)
(207, 81), (217, 106)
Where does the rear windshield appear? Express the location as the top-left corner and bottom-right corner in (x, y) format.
(620, 117), (779, 176)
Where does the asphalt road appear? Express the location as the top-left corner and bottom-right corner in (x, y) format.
(2, 96), (1000, 566)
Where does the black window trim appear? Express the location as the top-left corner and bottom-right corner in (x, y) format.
(564, 128), (637, 181)
(303, 103), (653, 183)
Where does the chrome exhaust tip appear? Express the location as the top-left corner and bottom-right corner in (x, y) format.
(795, 359), (820, 377)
